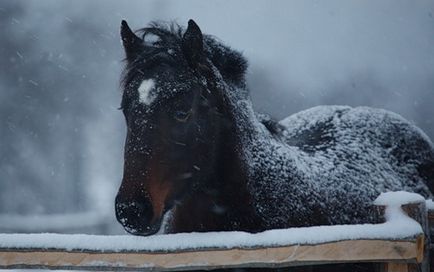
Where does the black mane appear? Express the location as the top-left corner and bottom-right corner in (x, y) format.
(121, 22), (248, 90)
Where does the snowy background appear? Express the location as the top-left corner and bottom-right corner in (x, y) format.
(0, 0), (433, 234)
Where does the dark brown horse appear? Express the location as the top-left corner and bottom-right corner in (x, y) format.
(115, 19), (434, 240)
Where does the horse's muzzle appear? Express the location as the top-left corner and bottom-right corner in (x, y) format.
(115, 196), (162, 236)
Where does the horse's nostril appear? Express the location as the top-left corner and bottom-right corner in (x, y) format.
(115, 199), (156, 235)
(116, 200), (151, 218)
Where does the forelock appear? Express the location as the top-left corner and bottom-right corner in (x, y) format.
(120, 21), (248, 93)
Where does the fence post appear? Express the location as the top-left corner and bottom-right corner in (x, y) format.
(375, 198), (429, 272)
(427, 205), (434, 272)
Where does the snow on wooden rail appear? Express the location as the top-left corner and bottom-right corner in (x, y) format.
(0, 191), (430, 271)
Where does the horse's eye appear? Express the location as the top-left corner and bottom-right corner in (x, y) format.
(174, 110), (191, 122)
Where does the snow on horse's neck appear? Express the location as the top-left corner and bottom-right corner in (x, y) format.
(208, 64), (263, 142)
(209, 67), (312, 221)
(212, 65), (298, 160)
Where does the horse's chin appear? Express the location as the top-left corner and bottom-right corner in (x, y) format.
(124, 225), (160, 236)
(125, 209), (173, 236)
(119, 218), (157, 236)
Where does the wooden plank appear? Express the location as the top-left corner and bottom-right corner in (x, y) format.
(0, 238), (422, 271)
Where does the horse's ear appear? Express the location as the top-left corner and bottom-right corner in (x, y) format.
(182, 19), (203, 67)
(121, 20), (144, 61)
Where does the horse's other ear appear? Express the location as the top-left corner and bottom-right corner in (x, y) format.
(182, 19), (203, 67)
(121, 20), (144, 61)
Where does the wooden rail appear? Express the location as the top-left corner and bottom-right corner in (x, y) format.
(0, 238), (423, 271)
(0, 191), (431, 271)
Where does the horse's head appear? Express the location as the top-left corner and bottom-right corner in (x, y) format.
(115, 20), (247, 235)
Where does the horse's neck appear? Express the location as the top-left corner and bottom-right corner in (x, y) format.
(170, 108), (264, 233)
(222, 91), (321, 229)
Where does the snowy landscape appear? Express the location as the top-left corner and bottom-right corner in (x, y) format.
(0, 0), (433, 236)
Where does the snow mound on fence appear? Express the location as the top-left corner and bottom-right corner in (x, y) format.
(374, 191), (425, 206)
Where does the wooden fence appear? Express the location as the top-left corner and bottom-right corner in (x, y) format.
(0, 192), (432, 272)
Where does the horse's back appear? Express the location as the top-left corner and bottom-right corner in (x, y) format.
(278, 105), (434, 223)
(281, 106), (434, 170)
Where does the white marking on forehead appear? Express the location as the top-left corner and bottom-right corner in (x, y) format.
(138, 79), (156, 105)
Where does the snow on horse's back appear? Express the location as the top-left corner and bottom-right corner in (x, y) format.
(263, 105), (434, 225)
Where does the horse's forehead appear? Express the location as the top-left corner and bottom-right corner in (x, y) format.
(135, 76), (194, 107)
(131, 59), (227, 108)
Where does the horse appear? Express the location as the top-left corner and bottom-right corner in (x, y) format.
(115, 19), (434, 239)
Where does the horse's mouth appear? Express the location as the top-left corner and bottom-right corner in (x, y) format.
(123, 209), (173, 236)
(122, 220), (160, 236)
